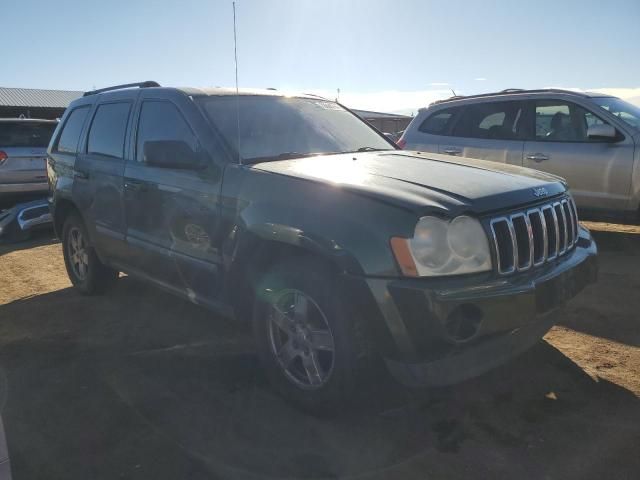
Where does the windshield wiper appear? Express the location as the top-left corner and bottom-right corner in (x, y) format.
(345, 147), (393, 153)
(243, 152), (324, 164)
(244, 148), (392, 164)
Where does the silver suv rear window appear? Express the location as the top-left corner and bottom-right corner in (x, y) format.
(0, 122), (56, 148)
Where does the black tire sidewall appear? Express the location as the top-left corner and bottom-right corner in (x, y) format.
(252, 258), (367, 414)
(62, 214), (114, 294)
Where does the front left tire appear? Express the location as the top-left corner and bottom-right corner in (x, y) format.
(252, 257), (374, 414)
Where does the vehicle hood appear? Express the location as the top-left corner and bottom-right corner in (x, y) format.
(252, 151), (567, 215)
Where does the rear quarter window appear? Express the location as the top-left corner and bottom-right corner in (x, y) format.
(56, 106), (91, 153)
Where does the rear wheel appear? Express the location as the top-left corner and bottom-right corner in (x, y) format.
(62, 213), (118, 295)
(252, 257), (373, 414)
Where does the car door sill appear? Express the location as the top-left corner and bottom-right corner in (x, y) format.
(110, 262), (235, 320)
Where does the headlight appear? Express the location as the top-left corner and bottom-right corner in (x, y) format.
(391, 216), (492, 277)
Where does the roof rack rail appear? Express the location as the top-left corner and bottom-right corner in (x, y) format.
(431, 88), (589, 106)
(83, 81), (160, 97)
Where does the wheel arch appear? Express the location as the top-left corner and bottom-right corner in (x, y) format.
(224, 223), (362, 324)
(52, 197), (82, 239)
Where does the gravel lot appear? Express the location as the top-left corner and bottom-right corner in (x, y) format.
(0, 223), (638, 480)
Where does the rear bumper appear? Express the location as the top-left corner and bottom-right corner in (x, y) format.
(0, 199), (51, 242)
(0, 182), (48, 194)
(345, 226), (598, 387)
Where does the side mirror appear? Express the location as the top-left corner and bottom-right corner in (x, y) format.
(143, 140), (207, 170)
(587, 124), (617, 141)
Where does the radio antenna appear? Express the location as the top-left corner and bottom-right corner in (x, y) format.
(233, 1), (242, 164)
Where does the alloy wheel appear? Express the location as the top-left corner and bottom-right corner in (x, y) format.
(267, 289), (335, 389)
(67, 226), (89, 280)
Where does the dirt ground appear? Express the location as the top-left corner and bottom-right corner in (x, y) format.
(0, 223), (638, 480)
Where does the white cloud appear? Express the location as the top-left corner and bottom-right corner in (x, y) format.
(626, 96), (640, 107)
(305, 88), (452, 116)
(586, 87), (640, 97)
(588, 87), (640, 106)
(302, 86), (640, 115)
(549, 86), (640, 107)
(475, 77), (487, 81)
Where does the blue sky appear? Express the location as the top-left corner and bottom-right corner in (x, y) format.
(4, 0), (640, 113)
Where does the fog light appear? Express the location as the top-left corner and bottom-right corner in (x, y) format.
(445, 304), (483, 342)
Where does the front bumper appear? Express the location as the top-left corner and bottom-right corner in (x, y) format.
(348, 226), (597, 387)
(0, 181), (48, 194)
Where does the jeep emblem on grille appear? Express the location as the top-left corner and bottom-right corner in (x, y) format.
(532, 187), (548, 198)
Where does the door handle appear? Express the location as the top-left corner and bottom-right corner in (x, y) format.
(443, 148), (462, 155)
(124, 180), (147, 192)
(73, 170), (89, 180)
(526, 153), (549, 162)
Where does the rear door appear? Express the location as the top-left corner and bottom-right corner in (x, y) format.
(522, 99), (635, 212)
(404, 106), (461, 153)
(0, 121), (56, 187)
(73, 97), (133, 262)
(439, 100), (526, 167)
(123, 90), (226, 304)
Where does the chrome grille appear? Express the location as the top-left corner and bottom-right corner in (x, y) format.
(489, 196), (579, 275)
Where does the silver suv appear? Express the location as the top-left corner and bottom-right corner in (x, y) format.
(399, 89), (640, 222)
(0, 118), (58, 195)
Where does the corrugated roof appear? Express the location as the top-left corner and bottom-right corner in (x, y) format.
(0, 87), (83, 108)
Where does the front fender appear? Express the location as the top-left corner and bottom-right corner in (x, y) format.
(242, 219), (363, 274)
(223, 167), (420, 277)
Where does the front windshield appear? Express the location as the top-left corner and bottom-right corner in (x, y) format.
(198, 95), (394, 162)
(592, 97), (640, 130)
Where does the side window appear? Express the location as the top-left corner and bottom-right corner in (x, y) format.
(535, 101), (611, 142)
(87, 102), (131, 158)
(453, 101), (523, 140)
(585, 111), (606, 128)
(418, 108), (459, 135)
(56, 106), (90, 153)
(135, 101), (198, 163)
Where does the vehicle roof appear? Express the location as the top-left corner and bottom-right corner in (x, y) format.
(79, 83), (328, 102)
(426, 88), (615, 110)
(0, 118), (58, 123)
(178, 87), (326, 99)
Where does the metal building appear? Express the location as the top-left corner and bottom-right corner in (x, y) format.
(351, 109), (413, 134)
(0, 87), (83, 119)
(0, 87), (414, 135)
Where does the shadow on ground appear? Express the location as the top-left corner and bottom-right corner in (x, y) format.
(0, 229), (57, 257)
(0, 276), (638, 480)
(555, 226), (640, 347)
(590, 227), (640, 254)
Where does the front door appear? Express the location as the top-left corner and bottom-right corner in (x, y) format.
(123, 94), (225, 304)
(523, 99), (635, 212)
